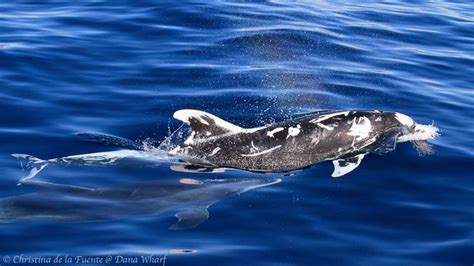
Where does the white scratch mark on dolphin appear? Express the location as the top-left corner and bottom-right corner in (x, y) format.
(251, 141), (259, 151)
(317, 123), (334, 130)
(241, 145), (282, 157)
(311, 137), (320, 145)
(286, 125), (301, 139)
(243, 126), (267, 133)
(209, 147), (221, 157)
(310, 112), (349, 124)
(266, 127), (284, 137)
(347, 117), (372, 141)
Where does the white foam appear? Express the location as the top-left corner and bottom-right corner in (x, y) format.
(169, 147), (181, 155)
(398, 123), (439, 142)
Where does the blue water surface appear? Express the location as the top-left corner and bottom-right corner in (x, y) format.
(0, 1), (473, 265)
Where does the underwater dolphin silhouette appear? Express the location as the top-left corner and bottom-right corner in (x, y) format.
(12, 109), (439, 181)
(0, 177), (280, 229)
(170, 109), (439, 177)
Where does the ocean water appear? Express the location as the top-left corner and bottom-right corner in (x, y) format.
(0, 1), (473, 265)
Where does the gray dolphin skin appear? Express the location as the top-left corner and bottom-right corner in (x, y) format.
(0, 177), (280, 229)
(170, 109), (439, 177)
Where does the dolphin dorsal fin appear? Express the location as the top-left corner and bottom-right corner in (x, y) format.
(173, 109), (244, 139)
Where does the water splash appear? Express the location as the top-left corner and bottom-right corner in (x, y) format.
(402, 123), (440, 156)
(399, 123), (440, 142)
(142, 123), (188, 153)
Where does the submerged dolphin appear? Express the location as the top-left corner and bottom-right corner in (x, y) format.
(0, 177), (280, 229)
(170, 109), (439, 177)
(12, 109), (439, 181)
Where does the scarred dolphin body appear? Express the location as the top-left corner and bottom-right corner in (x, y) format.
(170, 109), (439, 177)
(11, 109), (439, 181)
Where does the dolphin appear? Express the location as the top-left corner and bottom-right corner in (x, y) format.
(169, 109), (439, 177)
(11, 110), (439, 181)
(0, 177), (280, 229)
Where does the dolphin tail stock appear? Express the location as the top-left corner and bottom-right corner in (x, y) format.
(11, 154), (49, 183)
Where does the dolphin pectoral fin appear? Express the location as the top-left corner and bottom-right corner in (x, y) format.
(331, 153), (366, 178)
(170, 206), (209, 230)
(173, 109), (244, 140)
(368, 130), (400, 155)
(170, 164), (225, 173)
